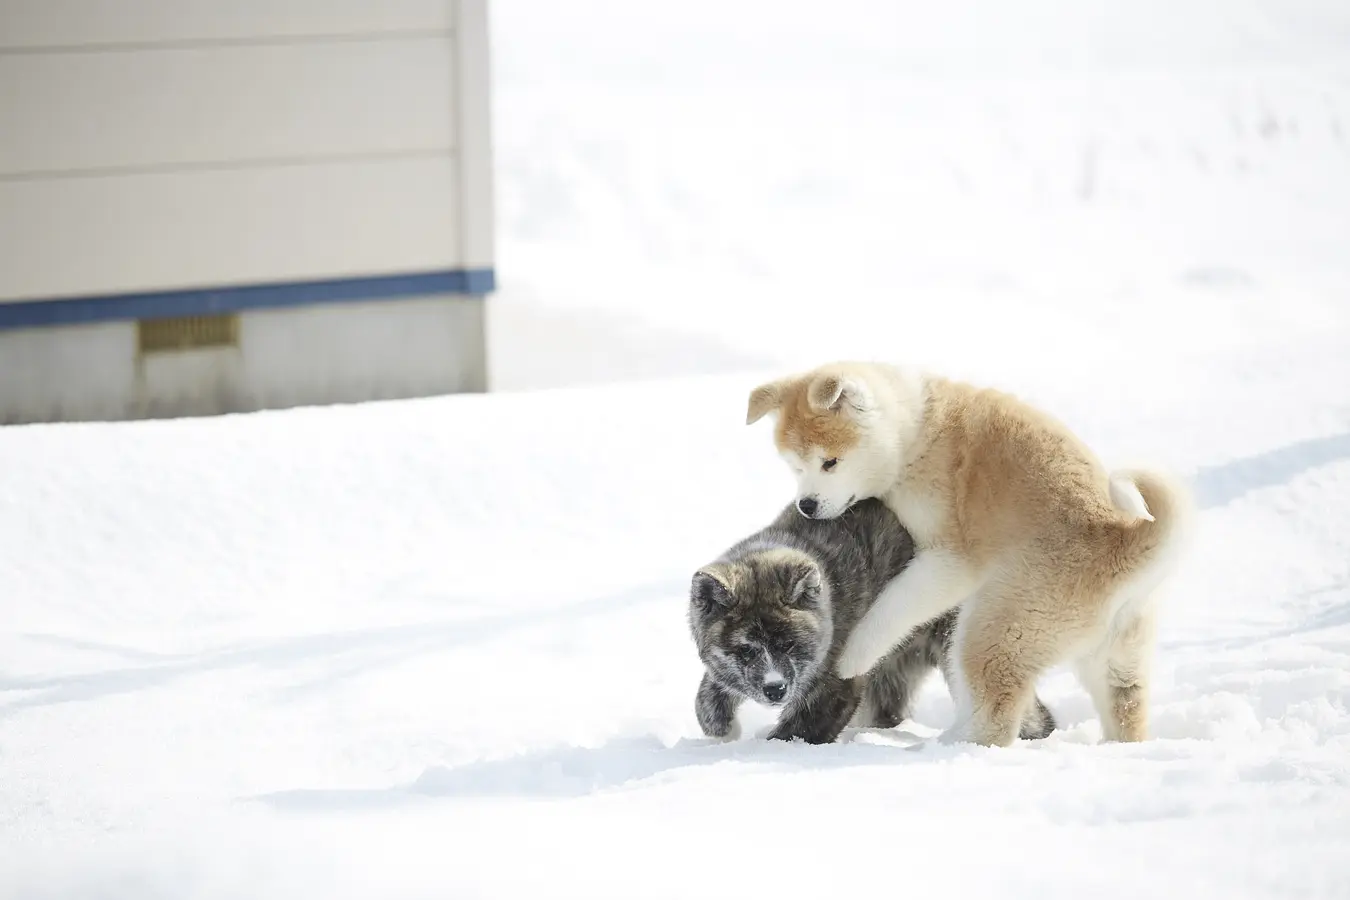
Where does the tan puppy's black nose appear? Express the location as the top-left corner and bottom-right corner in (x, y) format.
(796, 497), (818, 517)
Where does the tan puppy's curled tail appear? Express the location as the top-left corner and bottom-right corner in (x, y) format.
(1108, 468), (1195, 585)
(1109, 474), (1155, 522)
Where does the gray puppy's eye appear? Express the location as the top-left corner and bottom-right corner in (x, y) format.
(733, 645), (759, 664)
(821, 458), (838, 472)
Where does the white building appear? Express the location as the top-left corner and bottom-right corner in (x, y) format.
(0, 0), (494, 424)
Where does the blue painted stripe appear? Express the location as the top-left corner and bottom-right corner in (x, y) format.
(0, 268), (495, 330)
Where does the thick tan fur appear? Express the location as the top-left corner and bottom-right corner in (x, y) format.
(745, 361), (1192, 747)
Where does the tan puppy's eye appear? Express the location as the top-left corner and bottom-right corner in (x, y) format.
(822, 458), (838, 472)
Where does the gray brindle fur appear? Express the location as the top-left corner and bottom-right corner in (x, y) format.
(688, 498), (1056, 744)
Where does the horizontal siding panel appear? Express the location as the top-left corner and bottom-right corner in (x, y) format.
(0, 0), (452, 50)
(0, 39), (455, 175)
(0, 157), (459, 302)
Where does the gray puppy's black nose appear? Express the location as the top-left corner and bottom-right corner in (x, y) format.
(763, 681), (787, 702)
(796, 497), (818, 517)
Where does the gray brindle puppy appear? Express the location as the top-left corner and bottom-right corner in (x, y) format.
(689, 498), (1056, 744)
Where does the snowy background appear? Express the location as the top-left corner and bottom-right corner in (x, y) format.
(3, 1), (1350, 897)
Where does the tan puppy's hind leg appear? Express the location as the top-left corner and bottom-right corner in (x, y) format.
(1076, 602), (1157, 742)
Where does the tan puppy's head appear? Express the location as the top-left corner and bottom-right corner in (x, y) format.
(746, 365), (895, 520)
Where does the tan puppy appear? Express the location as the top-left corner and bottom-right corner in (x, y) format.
(745, 361), (1192, 746)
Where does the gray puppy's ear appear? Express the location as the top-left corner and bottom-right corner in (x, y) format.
(789, 564), (822, 605)
(692, 568), (735, 608)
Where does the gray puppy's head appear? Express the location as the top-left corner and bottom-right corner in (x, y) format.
(688, 547), (833, 708)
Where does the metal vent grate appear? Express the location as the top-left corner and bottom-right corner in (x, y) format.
(137, 314), (239, 353)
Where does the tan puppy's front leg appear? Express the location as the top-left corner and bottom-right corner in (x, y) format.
(836, 548), (981, 680)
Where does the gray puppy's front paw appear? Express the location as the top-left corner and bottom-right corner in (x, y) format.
(714, 719), (743, 742)
(695, 671), (743, 739)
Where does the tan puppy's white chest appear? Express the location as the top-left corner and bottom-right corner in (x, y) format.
(882, 487), (946, 548)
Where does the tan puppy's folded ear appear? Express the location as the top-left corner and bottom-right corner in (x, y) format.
(807, 372), (869, 414)
(746, 379), (786, 425)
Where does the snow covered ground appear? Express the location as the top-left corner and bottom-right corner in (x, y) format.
(4, 1), (1350, 897)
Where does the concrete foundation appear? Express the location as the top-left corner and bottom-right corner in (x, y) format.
(0, 295), (486, 425)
